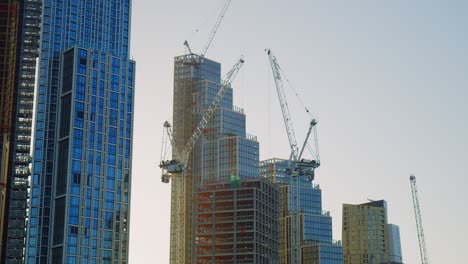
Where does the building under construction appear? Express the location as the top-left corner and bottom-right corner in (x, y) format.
(168, 53), (279, 263)
(195, 178), (279, 263)
(260, 158), (343, 264)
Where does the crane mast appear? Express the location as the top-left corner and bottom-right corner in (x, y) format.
(267, 49), (320, 264)
(267, 50), (299, 160)
(410, 175), (431, 264)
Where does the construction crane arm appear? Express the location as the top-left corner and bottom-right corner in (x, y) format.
(183, 40), (194, 54)
(201, 0), (232, 57)
(180, 56), (244, 165)
(410, 175), (431, 264)
(267, 49), (299, 160)
(160, 56), (244, 183)
(267, 49), (323, 264)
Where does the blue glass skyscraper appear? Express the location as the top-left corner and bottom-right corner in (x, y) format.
(26, 1), (134, 263)
(260, 158), (343, 264)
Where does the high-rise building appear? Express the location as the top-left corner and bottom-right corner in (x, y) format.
(169, 53), (279, 263)
(342, 200), (388, 264)
(387, 224), (403, 264)
(25, 1), (135, 263)
(260, 158), (343, 264)
(342, 200), (404, 264)
(195, 178), (279, 263)
(1, 0), (21, 260)
(1, 1), (41, 262)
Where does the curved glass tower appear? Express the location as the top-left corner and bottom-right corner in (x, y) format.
(26, 1), (135, 263)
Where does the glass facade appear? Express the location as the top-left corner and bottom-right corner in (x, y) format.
(192, 78), (259, 186)
(260, 158), (343, 264)
(170, 54), (279, 263)
(387, 224), (403, 264)
(26, 0), (134, 263)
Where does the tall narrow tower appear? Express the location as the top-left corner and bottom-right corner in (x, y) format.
(0, 1), (21, 260)
(1, 1), (42, 262)
(26, 1), (135, 263)
(171, 54), (220, 264)
(410, 175), (430, 264)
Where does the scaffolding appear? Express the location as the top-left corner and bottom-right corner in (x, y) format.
(170, 54), (197, 264)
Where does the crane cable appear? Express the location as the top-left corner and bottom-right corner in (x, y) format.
(276, 63), (314, 119)
(276, 59), (320, 160)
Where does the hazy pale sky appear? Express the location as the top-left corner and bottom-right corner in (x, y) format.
(129, 1), (468, 263)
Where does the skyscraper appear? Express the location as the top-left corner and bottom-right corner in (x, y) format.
(169, 53), (279, 263)
(1, 1), (41, 262)
(0, 0), (21, 260)
(387, 224), (403, 264)
(260, 158), (343, 264)
(342, 200), (403, 264)
(194, 178), (279, 263)
(25, 1), (135, 263)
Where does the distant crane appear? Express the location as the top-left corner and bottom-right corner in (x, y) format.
(267, 49), (320, 264)
(184, 0), (232, 59)
(159, 57), (244, 264)
(410, 174), (431, 264)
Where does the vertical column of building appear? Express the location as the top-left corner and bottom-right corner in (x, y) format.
(171, 55), (195, 264)
(2, 1), (41, 262)
(387, 224), (403, 264)
(0, 0), (21, 261)
(26, 1), (134, 263)
(171, 55), (223, 264)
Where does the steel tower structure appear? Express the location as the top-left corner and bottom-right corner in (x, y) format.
(267, 49), (320, 264)
(410, 175), (430, 264)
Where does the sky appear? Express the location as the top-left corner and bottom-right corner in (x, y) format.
(129, 1), (468, 263)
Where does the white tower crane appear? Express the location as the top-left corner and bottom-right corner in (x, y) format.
(184, 0), (232, 59)
(410, 175), (431, 264)
(267, 49), (320, 264)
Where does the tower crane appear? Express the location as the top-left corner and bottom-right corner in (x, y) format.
(183, 0), (232, 59)
(267, 49), (320, 264)
(410, 175), (431, 264)
(159, 57), (244, 264)
(160, 56), (244, 179)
